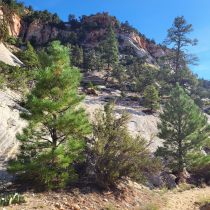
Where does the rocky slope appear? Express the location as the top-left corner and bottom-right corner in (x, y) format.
(0, 43), (23, 66)
(0, 88), (27, 189)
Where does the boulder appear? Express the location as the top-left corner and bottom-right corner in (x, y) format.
(146, 171), (176, 189)
(85, 88), (98, 95)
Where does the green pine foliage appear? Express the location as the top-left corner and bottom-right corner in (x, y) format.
(159, 16), (199, 92)
(93, 52), (105, 72)
(90, 103), (161, 188)
(155, 83), (210, 174)
(101, 24), (119, 69)
(7, 41), (91, 189)
(71, 44), (83, 68)
(142, 85), (160, 111)
(111, 64), (127, 90)
(194, 98), (204, 109)
(14, 41), (40, 78)
(8, 66), (26, 90)
(0, 4), (13, 43)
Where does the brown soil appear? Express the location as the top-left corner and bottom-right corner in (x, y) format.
(162, 186), (210, 210)
(0, 179), (165, 210)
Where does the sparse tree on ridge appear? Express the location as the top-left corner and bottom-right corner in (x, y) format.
(155, 83), (210, 174)
(160, 16), (199, 88)
(102, 23), (119, 69)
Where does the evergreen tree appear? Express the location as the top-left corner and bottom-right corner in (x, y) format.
(15, 37), (23, 47)
(0, 4), (14, 44)
(194, 98), (204, 109)
(83, 51), (93, 71)
(160, 16), (199, 89)
(29, 35), (37, 47)
(8, 66), (26, 91)
(155, 84), (210, 174)
(93, 52), (105, 72)
(90, 103), (161, 188)
(8, 41), (91, 189)
(142, 85), (160, 111)
(101, 24), (119, 69)
(28, 5), (33, 11)
(14, 41), (39, 77)
(111, 64), (127, 90)
(71, 45), (83, 68)
(135, 65), (157, 93)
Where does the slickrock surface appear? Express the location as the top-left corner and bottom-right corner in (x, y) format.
(0, 88), (27, 189)
(0, 43), (23, 67)
(83, 90), (163, 152)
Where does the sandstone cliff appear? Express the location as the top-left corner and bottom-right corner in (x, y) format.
(0, 6), (173, 67)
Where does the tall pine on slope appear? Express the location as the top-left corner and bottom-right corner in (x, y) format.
(155, 83), (210, 174)
(8, 41), (91, 189)
(102, 23), (119, 69)
(159, 16), (199, 90)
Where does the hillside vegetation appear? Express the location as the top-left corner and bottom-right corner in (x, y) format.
(1, 0), (210, 209)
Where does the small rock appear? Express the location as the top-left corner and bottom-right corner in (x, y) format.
(55, 203), (61, 209)
(86, 88), (98, 96)
(59, 206), (65, 210)
(69, 203), (81, 210)
(103, 198), (108, 202)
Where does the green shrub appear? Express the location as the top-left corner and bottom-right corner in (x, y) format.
(7, 36), (17, 44)
(0, 193), (27, 207)
(120, 91), (126, 98)
(194, 98), (204, 109)
(90, 103), (161, 188)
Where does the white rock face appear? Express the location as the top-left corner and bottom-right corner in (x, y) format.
(0, 88), (27, 188)
(83, 92), (163, 153)
(0, 43), (23, 67)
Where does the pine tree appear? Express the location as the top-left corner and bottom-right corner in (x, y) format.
(83, 51), (93, 71)
(93, 52), (105, 72)
(8, 41), (91, 189)
(142, 85), (160, 111)
(160, 16), (199, 89)
(111, 64), (127, 90)
(135, 65), (157, 93)
(14, 41), (39, 78)
(8, 66), (26, 91)
(90, 103), (161, 188)
(102, 24), (119, 69)
(155, 83), (210, 174)
(71, 44), (83, 68)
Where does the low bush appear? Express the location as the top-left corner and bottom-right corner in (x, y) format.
(87, 103), (161, 189)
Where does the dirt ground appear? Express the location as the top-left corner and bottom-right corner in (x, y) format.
(163, 186), (210, 210)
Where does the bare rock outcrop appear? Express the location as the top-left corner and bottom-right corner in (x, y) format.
(24, 20), (69, 44)
(0, 43), (23, 66)
(0, 88), (27, 188)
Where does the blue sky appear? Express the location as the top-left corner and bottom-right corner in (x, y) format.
(24, 0), (210, 80)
